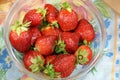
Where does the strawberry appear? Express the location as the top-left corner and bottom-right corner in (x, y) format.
(9, 21), (32, 52)
(60, 64), (75, 77)
(44, 54), (75, 78)
(29, 27), (41, 45)
(35, 35), (57, 56)
(41, 26), (62, 38)
(74, 45), (93, 65)
(23, 50), (45, 73)
(57, 2), (78, 31)
(45, 55), (57, 64)
(23, 8), (46, 27)
(45, 4), (59, 24)
(55, 32), (79, 54)
(75, 18), (95, 42)
(61, 32), (79, 53)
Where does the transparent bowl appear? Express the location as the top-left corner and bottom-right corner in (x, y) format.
(3, 0), (106, 80)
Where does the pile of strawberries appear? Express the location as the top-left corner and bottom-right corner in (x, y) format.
(9, 2), (95, 78)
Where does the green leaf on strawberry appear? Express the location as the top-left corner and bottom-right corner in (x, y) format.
(60, 2), (72, 12)
(83, 39), (91, 45)
(43, 63), (60, 78)
(50, 21), (59, 28)
(30, 56), (45, 73)
(11, 21), (31, 35)
(75, 45), (92, 65)
(55, 39), (67, 54)
(76, 49), (89, 65)
(36, 8), (47, 19)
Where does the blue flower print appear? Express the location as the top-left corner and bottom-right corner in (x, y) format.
(0, 48), (13, 70)
(118, 47), (120, 51)
(105, 34), (112, 48)
(118, 24), (120, 30)
(104, 19), (111, 28)
(115, 73), (119, 78)
(106, 52), (113, 57)
(116, 59), (120, 64)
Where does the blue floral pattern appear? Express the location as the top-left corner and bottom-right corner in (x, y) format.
(0, 48), (13, 69)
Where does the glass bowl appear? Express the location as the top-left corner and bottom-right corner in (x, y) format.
(3, 0), (106, 80)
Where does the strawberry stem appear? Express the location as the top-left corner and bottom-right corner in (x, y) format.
(76, 49), (89, 65)
(50, 21), (59, 28)
(37, 8), (47, 19)
(30, 56), (45, 73)
(83, 40), (91, 45)
(55, 39), (67, 54)
(60, 2), (72, 12)
(43, 63), (60, 78)
(11, 21), (30, 35)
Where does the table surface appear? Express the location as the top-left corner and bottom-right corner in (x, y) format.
(0, 0), (120, 80)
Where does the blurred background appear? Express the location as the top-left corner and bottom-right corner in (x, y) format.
(0, 0), (15, 24)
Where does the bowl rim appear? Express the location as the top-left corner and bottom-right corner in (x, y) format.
(3, 0), (106, 80)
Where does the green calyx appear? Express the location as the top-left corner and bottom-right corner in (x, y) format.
(76, 49), (89, 65)
(55, 39), (67, 54)
(83, 40), (91, 45)
(11, 21), (31, 35)
(50, 21), (59, 28)
(43, 63), (60, 78)
(60, 2), (72, 12)
(30, 56), (45, 73)
(36, 8), (47, 19)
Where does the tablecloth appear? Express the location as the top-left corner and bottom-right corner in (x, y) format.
(0, 0), (120, 80)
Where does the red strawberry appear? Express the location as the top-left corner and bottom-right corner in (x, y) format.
(74, 45), (93, 65)
(41, 26), (62, 38)
(23, 8), (46, 27)
(45, 55), (57, 64)
(75, 18), (95, 42)
(35, 35), (57, 56)
(23, 50), (45, 73)
(61, 32), (79, 53)
(44, 54), (75, 78)
(55, 32), (79, 54)
(29, 27), (41, 45)
(9, 22), (32, 52)
(45, 4), (59, 24)
(60, 64), (75, 77)
(58, 2), (78, 31)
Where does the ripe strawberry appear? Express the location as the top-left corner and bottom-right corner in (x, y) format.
(29, 27), (41, 45)
(41, 26), (62, 38)
(23, 8), (46, 27)
(55, 32), (79, 54)
(45, 4), (58, 24)
(60, 64), (75, 77)
(23, 50), (45, 73)
(44, 54), (75, 78)
(61, 32), (79, 53)
(35, 35), (57, 56)
(74, 45), (93, 65)
(58, 2), (78, 31)
(45, 55), (57, 64)
(9, 21), (32, 52)
(75, 18), (95, 42)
